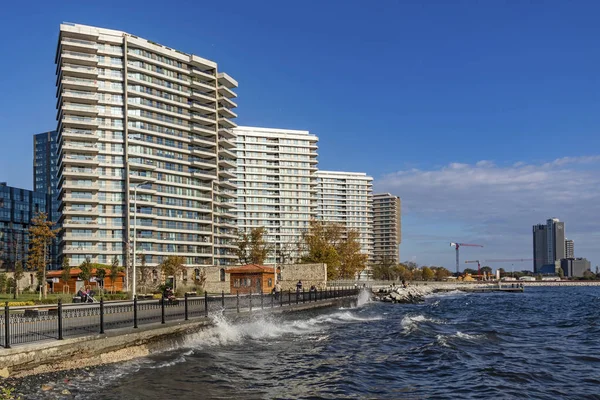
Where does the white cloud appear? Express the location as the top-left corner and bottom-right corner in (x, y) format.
(375, 156), (600, 268)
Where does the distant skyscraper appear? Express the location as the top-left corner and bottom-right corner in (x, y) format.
(532, 218), (566, 273)
(33, 131), (59, 223)
(565, 239), (574, 259)
(316, 171), (373, 261)
(233, 126), (319, 264)
(372, 193), (401, 264)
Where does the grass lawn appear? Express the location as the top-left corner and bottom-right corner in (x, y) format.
(0, 292), (73, 304)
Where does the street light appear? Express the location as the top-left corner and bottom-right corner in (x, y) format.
(132, 180), (150, 298)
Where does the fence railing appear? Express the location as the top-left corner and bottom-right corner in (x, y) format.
(0, 287), (358, 349)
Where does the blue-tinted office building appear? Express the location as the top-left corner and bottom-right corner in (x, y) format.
(0, 183), (52, 272)
(34, 131), (59, 223)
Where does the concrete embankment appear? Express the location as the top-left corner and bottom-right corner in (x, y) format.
(0, 297), (354, 379)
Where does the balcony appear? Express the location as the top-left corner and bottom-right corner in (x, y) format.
(219, 179), (236, 190)
(191, 102), (217, 114)
(61, 128), (98, 141)
(62, 64), (98, 78)
(62, 168), (97, 178)
(62, 116), (98, 129)
(218, 85), (237, 99)
(219, 96), (237, 109)
(218, 127), (235, 139)
(191, 79), (216, 92)
(63, 246), (98, 254)
(128, 159), (156, 171)
(218, 157), (236, 169)
(63, 154), (99, 166)
(218, 117), (237, 129)
(218, 107), (237, 119)
(62, 233), (100, 242)
(62, 103), (98, 116)
(61, 90), (98, 104)
(129, 172), (155, 182)
(61, 51), (98, 66)
(62, 219), (99, 229)
(191, 124), (216, 136)
(218, 169), (236, 180)
(62, 194), (99, 204)
(218, 137), (236, 150)
(63, 206), (96, 216)
(192, 158), (217, 168)
(218, 147), (236, 160)
(61, 77), (98, 91)
(61, 37), (98, 52)
(191, 113), (217, 125)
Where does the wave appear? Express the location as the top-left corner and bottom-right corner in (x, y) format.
(401, 314), (445, 334)
(436, 331), (485, 347)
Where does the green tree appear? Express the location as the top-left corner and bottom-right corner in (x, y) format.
(557, 267), (564, 279)
(480, 266), (492, 275)
(236, 227), (272, 265)
(13, 261), (24, 299)
(61, 257), (71, 293)
(498, 268), (506, 277)
(412, 269), (423, 281)
(337, 229), (368, 279)
(371, 255), (397, 280)
(6, 278), (15, 295)
(138, 253), (151, 294)
(160, 255), (186, 289)
(300, 220), (342, 280)
(96, 267), (106, 290)
(0, 273), (6, 294)
(109, 256), (121, 293)
(422, 266), (434, 281)
(583, 270), (595, 280)
(26, 212), (58, 298)
(434, 266), (451, 281)
(79, 257), (93, 283)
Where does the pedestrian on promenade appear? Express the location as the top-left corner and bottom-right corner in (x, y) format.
(274, 281), (281, 300)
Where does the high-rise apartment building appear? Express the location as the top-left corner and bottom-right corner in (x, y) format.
(372, 193), (401, 264)
(233, 127), (318, 264)
(34, 131), (60, 223)
(316, 171), (373, 261)
(532, 218), (566, 273)
(55, 23), (238, 269)
(565, 239), (574, 259)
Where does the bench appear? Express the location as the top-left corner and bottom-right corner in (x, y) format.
(72, 296), (82, 303)
(24, 309), (40, 318)
(137, 294), (154, 300)
(185, 291), (198, 296)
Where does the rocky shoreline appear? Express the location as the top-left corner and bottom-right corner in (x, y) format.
(373, 285), (438, 303)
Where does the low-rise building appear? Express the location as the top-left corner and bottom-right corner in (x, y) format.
(560, 258), (591, 278)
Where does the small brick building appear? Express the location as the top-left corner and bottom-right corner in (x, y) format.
(226, 264), (275, 295)
(46, 268), (125, 294)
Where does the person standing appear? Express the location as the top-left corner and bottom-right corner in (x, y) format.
(274, 281), (281, 300)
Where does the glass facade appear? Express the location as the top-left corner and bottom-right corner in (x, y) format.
(0, 183), (51, 272)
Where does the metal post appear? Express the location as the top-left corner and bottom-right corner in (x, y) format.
(133, 295), (138, 328)
(100, 298), (105, 334)
(57, 298), (63, 340)
(4, 302), (10, 349)
(295, 289), (298, 304)
(184, 293), (189, 321)
(271, 292), (274, 308)
(288, 289), (291, 306)
(133, 185), (137, 298)
(161, 296), (165, 324)
(249, 291), (253, 312)
(261, 291), (264, 309)
(302, 288), (305, 303)
(280, 289), (283, 307)
(221, 290), (225, 308)
(236, 291), (240, 313)
(204, 291), (208, 317)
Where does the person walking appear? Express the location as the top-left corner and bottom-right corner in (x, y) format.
(274, 281), (281, 300)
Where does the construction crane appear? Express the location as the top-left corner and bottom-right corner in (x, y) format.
(450, 243), (483, 275)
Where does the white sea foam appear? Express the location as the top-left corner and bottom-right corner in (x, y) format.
(401, 314), (445, 333)
(435, 331), (485, 347)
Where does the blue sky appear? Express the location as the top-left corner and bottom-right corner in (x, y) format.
(1, 1), (599, 270)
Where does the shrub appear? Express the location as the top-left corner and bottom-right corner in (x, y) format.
(7, 301), (35, 307)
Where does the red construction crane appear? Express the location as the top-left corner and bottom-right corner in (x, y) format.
(450, 242), (483, 274)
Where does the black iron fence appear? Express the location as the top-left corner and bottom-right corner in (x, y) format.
(0, 287), (358, 349)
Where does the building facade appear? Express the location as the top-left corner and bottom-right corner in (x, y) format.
(0, 183), (51, 272)
(315, 171), (373, 260)
(533, 218), (566, 273)
(55, 23), (238, 269)
(372, 193), (401, 264)
(560, 257), (590, 278)
(34, 130), (60, 223)
(565, 239), (574, 259)
(233, 126), (318, 264)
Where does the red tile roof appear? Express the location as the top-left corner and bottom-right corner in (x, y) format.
(226, 264), (276, 274)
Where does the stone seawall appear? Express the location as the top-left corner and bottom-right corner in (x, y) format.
(0, 297), (354, 379)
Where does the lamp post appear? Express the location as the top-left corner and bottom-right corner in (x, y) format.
(132, 181), (150, 298)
